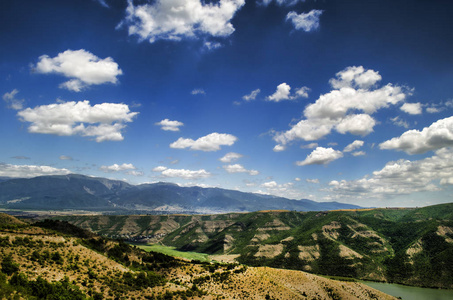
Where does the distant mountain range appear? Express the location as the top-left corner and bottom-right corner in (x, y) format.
(0, 174), (361, 213)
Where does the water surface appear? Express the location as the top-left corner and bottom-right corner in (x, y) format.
(361, 281), (453, 300)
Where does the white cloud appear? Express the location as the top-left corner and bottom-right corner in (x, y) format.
(204, 41), (223, 50)
(335, 114), (376, 136)
(286, 10), (323, 32)
(295, 86), (310, 98)
(155, 119), (184, 131)
(242, 89), (261, 101)
(296, 147), (343, 166)
(219, 152), (243, 163)
(267, 83), (291, 102)
(329, 66), (382, 90)
(191, 89), (205, 95)
(100, 163), (136, 173)
(17, 100), (138, 142)
(352, 151), (366, 157)
(122, 0), (245, 43)
(267, 83), (309, 102)
(59, 155), (73, 161)
(3, 89), (24, 110)
(391, 116), (409, 128)
(426, 106), (440, 114)
(274, 66), (407, 146)
(155, 167), (211, 179)
(273, 144), (286, 152)
(0, 163), (71, 178)
(170, 132), (237, 151)
(261, 181), (278, 188)
(400, 102), (422, 115)
(306, 178), (319, 184)
(327, 147), (453, 199)
(379, 116), (453, 154)
(223, 164), (259, 175)
(301, 143), (318, 149)
(126, 170), (144, 176)
(34, 49), (122, 92)
(343, 140), (364, 153)
(153, 166), (168, 172)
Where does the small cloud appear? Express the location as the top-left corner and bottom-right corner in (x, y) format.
(400, 102), (422, 115)
(100, 163), (136, 173)
(351, 151), (366, 156)
(3, 89), (24, 110)
(301, 143), (318, 149)
(170, 132), (237, 152)
(273, 144), (286, 152)
(204, 41), (223, 50)
(306, 178), (319, 184)
(155, 119), (184, 132)
(154, 167), (211, 179)
(286, 10), (323, 32)
(267, 83), (308, 102)
(223, 164), (259, 176)
(296, 147), (343, 166)
(343, 140), (364, 153)
(391, 116), (409, 128)
(191, 89), (206, 95)
(242, 89), (261, 101)
(219, 152), (243, 163)
(59, 155), (73, 161)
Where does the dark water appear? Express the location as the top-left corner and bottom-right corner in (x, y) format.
(361, 281), (453, 300)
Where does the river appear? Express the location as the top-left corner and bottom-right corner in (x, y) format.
(361, 281), (453, 300)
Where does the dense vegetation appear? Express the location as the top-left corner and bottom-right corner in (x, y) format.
(58, 203), (453, 289)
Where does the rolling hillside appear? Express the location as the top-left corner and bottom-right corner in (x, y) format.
(0, 213), (396, 300)
(58, 203), (453, 289)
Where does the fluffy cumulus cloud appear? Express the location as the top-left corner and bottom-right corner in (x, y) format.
(223, 164), (259, 175)
(258, 180), (305, 199)
(0, 163), (70, 178)
(296, 147), (343, 166)
(153, 166), (211, 179)
(3, 89), (24, 110)
(170, 132), (237, 151)
(17, 100), (138, 142)
(379, 116), (453, 154)
(274, 66), (407, 146)
(343, 140), (364, 152)
(34, 49), (122, 92)
(400, 102), (422, 115)
(328, 148), (453, 199)
(155, 119), (184, 131)
(100, 163), (136, 173)
(122, 0), (245, 43)
(267, 83), (309, 102)
(306, 178), (319, 184)
(219, 152), (243, 163)
(286, 10), (323, 32)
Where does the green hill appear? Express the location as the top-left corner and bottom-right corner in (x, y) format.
(0, 214), (397, 299)
(57, 203), (453, 289)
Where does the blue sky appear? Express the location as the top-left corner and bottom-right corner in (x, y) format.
(1, 0), (453, 208)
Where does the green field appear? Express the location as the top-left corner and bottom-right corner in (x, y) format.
(135, 244), (210, 262)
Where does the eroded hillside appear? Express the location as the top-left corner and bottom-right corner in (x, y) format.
(0, 213), (396, 300)
(58, 203), (453, 289)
